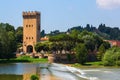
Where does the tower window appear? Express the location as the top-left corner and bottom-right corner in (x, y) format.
(32, 37), (33, 39)
(32, 25), (33, 27)
(29, 25), (31, 27)
(26, 37), (28, 39)
(29, 37), (31, 39)
(26, 25), (28, 27)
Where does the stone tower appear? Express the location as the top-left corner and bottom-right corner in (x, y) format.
(23, 11), (40, 53)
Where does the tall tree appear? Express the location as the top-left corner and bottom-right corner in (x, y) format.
(97, 44), (106, 61)
(0, 28), (17, 59)
(75, 43), (88, 64)
(41, 30), (46, 37)
(15, 27), (23, 43)
(0, 23), (17, 59)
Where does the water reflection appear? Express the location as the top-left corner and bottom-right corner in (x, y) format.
(0, 74), (22, 80)
(0, 63), (41, 74)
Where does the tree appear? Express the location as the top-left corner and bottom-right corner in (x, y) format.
(102, 41), (110, 49)
(75, 43), (88, 64)
(15, 27), (23, 44)
(41, 30), (46, 37)
(70, 29), (80, 42)
(85, 24), (91, 31)
(103, 46), (120, 66)
(79, 30), (103, 51)
(49, 42), (58, 54)
(34, 42), (44, 53)
(35, 42), (49, 53)
(0, 25), (16, 59)
(97, 44), (106, 61)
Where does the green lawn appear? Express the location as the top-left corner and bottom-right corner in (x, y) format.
(0, 56), (48, 63)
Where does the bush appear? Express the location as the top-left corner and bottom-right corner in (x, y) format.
(116, 61), (120, 66)
(30, 75), (39, 80)
(103, 46), (120, 66)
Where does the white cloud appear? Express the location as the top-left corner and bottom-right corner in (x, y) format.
(96, 0), (120, 9)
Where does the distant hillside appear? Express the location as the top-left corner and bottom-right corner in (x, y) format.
(67, 24), (120, 40)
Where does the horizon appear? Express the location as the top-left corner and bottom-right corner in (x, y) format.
(0, 0), (120, 33)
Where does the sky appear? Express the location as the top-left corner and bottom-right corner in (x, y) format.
(0, 0), (120, 33)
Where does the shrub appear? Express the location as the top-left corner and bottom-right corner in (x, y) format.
(103, 46), (120, 66)
(30, 75), (39, 80)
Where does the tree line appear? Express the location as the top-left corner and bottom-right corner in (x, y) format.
(0, 22), (120, 66)
(67, 24), (120, 40)
(0, 23), (23, 59)
(35, 29), (110, 64)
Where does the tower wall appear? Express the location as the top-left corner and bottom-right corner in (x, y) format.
(23, 11), (41, 53)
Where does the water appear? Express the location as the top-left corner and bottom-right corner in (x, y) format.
(0, 63), (41, 74)
(48, 63), (120, 80)
(0, 63), (120, 80)
(81, 68), (120, 80)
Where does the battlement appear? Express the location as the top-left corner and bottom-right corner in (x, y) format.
(23, 11), (40, 17)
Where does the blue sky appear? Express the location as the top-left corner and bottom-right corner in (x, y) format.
(0, 0), (120, 33)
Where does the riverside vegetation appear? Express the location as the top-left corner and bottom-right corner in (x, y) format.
(0, 56), (48, 63)
(0, 23), (120, 67)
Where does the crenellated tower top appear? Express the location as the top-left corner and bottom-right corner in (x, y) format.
(23, 11), (40, 18)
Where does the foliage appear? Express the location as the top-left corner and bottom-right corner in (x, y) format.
(15, 56), (48, 63)
(97, 44), (106, 61)
(67, 23), (120, 40)
(30, 75), (39, 80)
(35, 42), (49, 53)
(49, 29), (104, 62)
(78, 30), (103, 51)
(75, 43), (88, 64)
(97, 41), (110, 61)
(0, 23), (15, 32)
(15, 27), (23, 43)
(41, 30), (46, 37)
(103, 46), (120, 66)
(0, 23), (17, 59)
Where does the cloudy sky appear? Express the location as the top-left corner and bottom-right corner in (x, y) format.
(0, 0), (120, 33)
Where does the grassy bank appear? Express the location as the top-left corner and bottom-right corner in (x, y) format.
(0, 56), (48, 63)
(67, 61), (120, 68)
(68, 61), (104, 68)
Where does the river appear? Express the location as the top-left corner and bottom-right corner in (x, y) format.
(0, 63), (119, 80)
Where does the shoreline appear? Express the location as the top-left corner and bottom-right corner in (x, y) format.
(55, 62), (120, 68)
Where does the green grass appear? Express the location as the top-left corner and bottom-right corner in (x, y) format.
(70, 61), (104, 68)
(0, 56), (48, 63)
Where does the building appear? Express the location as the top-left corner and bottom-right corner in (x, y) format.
(105, 40), (120, 47)
(40, 36), (49, 42)
(23, 11), (41, 53)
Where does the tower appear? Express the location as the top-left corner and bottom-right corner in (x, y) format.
(23, 11), (40, 53)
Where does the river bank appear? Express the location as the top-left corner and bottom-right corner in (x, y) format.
(61, 61), (120, 69)
(0, 58), (48, 63)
